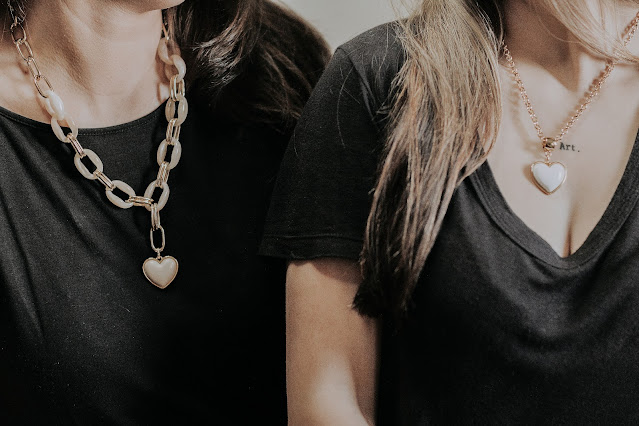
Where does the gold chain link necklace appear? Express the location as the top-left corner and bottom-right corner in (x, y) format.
(503, 12), (639, 195)
(8, 4), (187, 289)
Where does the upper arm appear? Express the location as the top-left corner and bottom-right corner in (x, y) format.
(258, 30), (403, 425)
(285, 258), (378, 425)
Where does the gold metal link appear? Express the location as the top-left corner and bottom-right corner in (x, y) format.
(150, 225), (166, 254)
(151, 203), (161, 231)
(34, 75), (54, 98)
(10, 21), (26, 44)
(94, 170), (116, 191)
(25, 57), (41, 79)
(66, 134), (85, 158)
(127, 196), (155, 208)
(165, 118), (181, 143)
(156, 162), (170, 186)
(16, 39), (34, 61)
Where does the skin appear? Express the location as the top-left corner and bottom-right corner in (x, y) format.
(489, 1), (639, 258)
(286, 259), (378, 425)
(286, 1), (639, 425)
(0, 0), (184, 127)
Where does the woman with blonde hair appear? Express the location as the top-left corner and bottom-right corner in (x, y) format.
(262, 0), (639, 423)
(0, 0), (329, 423)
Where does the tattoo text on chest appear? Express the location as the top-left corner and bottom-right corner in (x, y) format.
(559, 142), (580, 152)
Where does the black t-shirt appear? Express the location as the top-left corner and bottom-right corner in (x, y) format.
(261, 23), (639, 425)
(0, 91), (288, 424)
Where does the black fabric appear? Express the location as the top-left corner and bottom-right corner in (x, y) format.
(261, 23), (639, 425)
(0, 91), (288, 425)
(260, 26), (402, 261)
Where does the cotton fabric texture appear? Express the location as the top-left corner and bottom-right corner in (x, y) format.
(0, 92), (288, 424)
(261, 23), (639, 425)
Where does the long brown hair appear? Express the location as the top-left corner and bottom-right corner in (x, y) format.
(171, 0), (330, 129)
(356, 0), (639, 321)
(2, 0), (331, 131)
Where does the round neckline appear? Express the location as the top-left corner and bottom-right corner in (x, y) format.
(469, 130), (639, 269)
(0, 101), (166, 136)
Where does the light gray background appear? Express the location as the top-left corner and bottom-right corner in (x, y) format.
(280, 0), (398, 50)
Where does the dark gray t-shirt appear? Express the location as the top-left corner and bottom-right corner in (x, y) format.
(0, 93), (288, 425)
(261, 23), (639, 425)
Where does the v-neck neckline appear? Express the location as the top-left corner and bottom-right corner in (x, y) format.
(469, 130), (639, 269)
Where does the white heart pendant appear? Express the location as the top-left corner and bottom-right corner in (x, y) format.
(531, 161), (567, 195)
(142, 256), (179, 289)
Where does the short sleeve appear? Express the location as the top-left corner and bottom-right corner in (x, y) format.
(259, 47), (385, 261)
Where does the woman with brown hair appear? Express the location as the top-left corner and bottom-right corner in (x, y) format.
(0, 0), (328, 423)
(262, 0), (639, 424)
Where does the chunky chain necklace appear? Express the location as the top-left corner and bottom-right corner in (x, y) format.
(8, 6), (187, 289)
(503, 12), (639, 195)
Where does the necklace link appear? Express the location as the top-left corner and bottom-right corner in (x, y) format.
(34, 75), (54, 98)
(66, 134), (86, 158)
(95, 171), (115, 191)
(9, 21), (26, 44)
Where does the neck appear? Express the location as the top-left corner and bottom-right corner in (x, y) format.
(503, 0), (637, 91)
(1, 0), (170, 127)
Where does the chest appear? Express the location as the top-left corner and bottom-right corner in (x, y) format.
(0, 109), (287, 420)
(488, 68), (639, 257)
(415, 175), (639, 361)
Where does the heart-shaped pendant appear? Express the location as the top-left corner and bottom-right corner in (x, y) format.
(531, 161), (567, 195)
(142, 256), (179, 289)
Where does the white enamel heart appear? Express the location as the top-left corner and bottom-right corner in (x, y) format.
(142, 256), (179, 289)
(531, 161), (567, 195)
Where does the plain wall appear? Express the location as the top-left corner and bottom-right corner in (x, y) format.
(280, 0), (399, 50)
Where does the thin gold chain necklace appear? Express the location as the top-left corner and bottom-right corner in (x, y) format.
(8, 5), (187, 289)
(503, 12), (639, 195)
